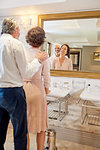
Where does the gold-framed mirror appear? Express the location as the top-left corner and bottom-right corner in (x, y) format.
(38, 10), (100, 79)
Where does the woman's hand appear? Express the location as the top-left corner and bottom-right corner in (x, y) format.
(45, 88), (51, 95)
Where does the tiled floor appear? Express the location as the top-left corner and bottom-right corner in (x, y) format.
(5, 128), (37, 150)
(5, 128), (100, 150)
(4, 96), (100, 150)
(47, 97), (100, 134)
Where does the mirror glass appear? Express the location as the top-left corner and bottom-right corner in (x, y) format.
(43, 18), (100, 73)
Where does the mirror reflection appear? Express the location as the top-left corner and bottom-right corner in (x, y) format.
(49, 44), (73, 71)
(43, 18), (100, 72)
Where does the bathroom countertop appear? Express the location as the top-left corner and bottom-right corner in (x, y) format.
(80, 87), (100, 102)
(48, 87), (72, 97)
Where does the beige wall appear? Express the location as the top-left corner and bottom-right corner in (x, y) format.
(0, 15), (38, 48)
(81, 46), (100, 72)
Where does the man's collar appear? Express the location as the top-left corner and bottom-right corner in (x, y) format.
(1, 33), (13, 38)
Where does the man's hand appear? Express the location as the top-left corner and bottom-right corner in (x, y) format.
(45, 88), (51, 95)
(35, 51), (49, 63)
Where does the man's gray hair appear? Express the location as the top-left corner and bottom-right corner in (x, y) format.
(1, 18), (18, 35)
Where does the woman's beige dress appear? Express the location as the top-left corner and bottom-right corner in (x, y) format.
(24, 48), (50, 133)
(52, 57), (73, 70)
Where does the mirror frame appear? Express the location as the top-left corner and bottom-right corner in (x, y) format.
(38, 10), (100, 79)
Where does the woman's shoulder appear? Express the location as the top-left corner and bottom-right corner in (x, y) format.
(26, 48), (38, 61)
(27, 47), (39, 53)
(65, 57), (72, 61)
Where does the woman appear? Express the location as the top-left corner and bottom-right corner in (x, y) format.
(24, 27), (50, 150)
(52, 44), (73, 70)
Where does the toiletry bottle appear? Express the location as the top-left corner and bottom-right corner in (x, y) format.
(87, 84), (90, 92)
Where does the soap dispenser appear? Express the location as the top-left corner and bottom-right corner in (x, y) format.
(87, 83), (91, 92)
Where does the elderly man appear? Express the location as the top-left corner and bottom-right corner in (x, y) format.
(0, 18), (48, 150)
(49, 44), (61, 68)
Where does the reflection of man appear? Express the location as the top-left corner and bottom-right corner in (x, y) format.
(49, 44), (61, 67)
(0, 18), (48, 150)
(54, 44), (61, 57)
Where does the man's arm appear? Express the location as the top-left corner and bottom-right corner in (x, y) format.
(14, 43), (48, 79)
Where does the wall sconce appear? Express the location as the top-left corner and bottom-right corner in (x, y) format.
(29, 16), (32, 25)
(19, 15), (37, 29)
(20, 16), (33, 29)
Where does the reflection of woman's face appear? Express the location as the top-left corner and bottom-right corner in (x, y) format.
(60, 45), (68, 56)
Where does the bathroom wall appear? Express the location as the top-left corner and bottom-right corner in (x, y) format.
(81, 46), (100, 72)
(50, 76), (100, 99)
(0, 15), (38, 48)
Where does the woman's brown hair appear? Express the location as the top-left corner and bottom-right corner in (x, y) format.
(61, 44), (70, 58)
(26, 26), (45, 48)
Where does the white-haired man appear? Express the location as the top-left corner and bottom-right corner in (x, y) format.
(49, 44), (61, 68)
(0, 18), (48, 150)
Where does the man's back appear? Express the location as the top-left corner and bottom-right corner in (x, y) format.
(0, 33), (25, 87)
